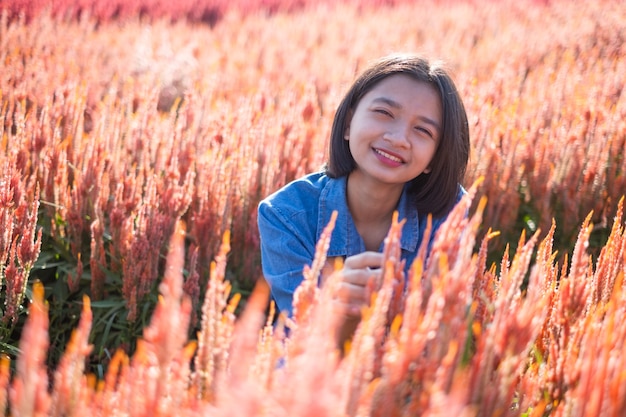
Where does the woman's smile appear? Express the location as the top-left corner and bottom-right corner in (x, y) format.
(372, 147), (405, 166)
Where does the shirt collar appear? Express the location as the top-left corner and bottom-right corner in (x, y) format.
(317, 175), (419, 257)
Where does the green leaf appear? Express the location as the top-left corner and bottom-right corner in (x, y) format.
(90, 299), (127, 309)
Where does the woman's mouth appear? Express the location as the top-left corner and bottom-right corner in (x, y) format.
(373, 148), (404, 164)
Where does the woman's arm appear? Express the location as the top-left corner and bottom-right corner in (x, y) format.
(257, 200), (316, 316)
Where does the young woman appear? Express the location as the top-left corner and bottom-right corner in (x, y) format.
(257, 53), (470, 342)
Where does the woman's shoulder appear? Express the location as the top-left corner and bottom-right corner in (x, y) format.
(259, 171), (331, 212)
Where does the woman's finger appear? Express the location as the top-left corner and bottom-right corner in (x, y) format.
(340, 267), (381, 286)
(343, 251), (384, 270)
(332, 298), (366, 318)
(335, 281), (368, 304)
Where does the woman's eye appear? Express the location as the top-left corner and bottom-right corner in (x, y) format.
(415, 126), (434, 138)
(374, 108), (392, 117)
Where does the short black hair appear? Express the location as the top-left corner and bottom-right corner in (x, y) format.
(325, 53), (470, 218)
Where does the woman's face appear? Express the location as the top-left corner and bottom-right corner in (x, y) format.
(345, 74), (442, 187)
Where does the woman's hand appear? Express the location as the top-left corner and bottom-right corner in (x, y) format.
(320, 251), (383, 352)
(335, 251), (384, 317)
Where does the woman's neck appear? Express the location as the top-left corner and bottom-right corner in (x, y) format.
(346, 171), (404, 250)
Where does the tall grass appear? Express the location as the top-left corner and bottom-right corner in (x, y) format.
(3, 189), (625, 415)
(0, 0), (625, 414)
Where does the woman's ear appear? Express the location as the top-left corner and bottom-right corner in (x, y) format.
(423, 166), (432, 174)
(344, 111), (353, 141)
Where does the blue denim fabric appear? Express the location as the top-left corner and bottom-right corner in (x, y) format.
(257, 171), (458, 316)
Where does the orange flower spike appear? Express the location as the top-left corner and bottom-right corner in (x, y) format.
(89, 217), (107, 300)
(381, 213), (407, 321)
(293, 211), (337, 323)
(227, 279), (271, 385)
(50, 293), (94, 416)
(132, 340), (150, 367)
(78, 294), (93, 351)
(389, 315), (403, 339)
(144, 219), (189, 343)
(408, 256), (424, 291)
(0, 355), (10, 416)
(85, 374), (97, 392)
(10, 280), (51, 417)
(191, 227), (238, 402)
(220, 228), (232, 256)
(226, 292), (241, 315)
(593, 197), (625, 304)
(102, 349), (126, 392)
(136, 219), (195, 415)
(16, 184), (42, 272)
(308, 210), (338, 282)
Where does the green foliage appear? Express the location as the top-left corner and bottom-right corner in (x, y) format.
(12, 215), (153, 375)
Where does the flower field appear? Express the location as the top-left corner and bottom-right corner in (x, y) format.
(0, 0), (625, 415)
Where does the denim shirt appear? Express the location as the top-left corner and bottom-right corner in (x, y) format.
(257, 171), (456, 316)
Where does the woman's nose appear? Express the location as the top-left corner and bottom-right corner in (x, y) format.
(383, 124), (411, 148)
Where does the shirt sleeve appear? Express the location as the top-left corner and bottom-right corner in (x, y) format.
(257, 199), (316, 316)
